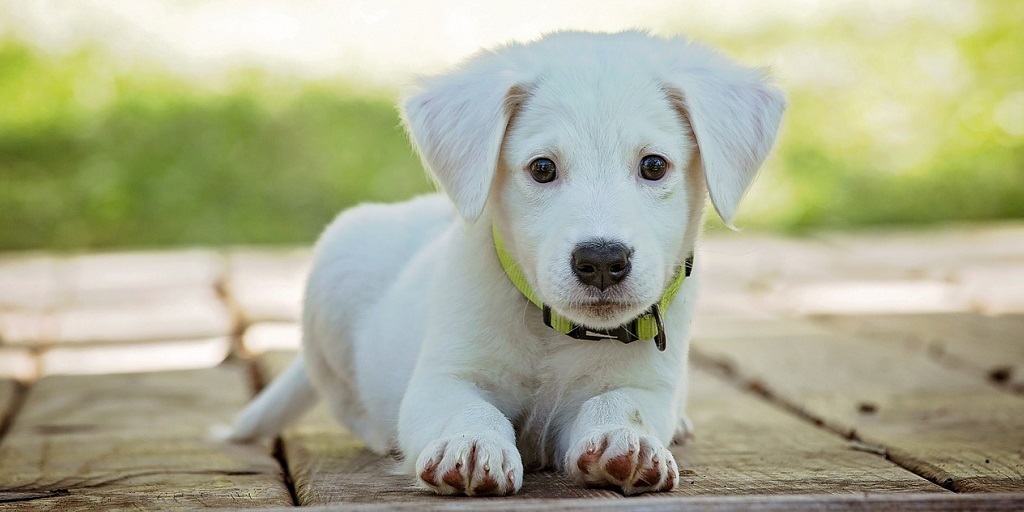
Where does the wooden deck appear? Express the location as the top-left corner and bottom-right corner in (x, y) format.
(0, 223), (1022, 511)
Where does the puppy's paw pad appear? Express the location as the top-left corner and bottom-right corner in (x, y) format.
(603, 452), (636, 481)
(566, 427), (678, 495)
(415, 433), (523, 496)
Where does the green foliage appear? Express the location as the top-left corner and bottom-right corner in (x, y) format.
(1, 2), (1022, 250)
(707, 1), (1024, 231)
(0, 44), (429, 250)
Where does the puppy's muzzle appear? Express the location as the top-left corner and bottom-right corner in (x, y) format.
(571, 240), (632, 291)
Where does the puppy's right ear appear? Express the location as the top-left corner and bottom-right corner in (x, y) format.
(662, 41), (786, 227)
(401, 56), (527, 222)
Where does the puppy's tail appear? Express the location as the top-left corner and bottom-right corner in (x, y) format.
(228, 356), (317, 442)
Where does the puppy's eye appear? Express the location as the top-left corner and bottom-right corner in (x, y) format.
(529, 158), (558, 183)
(639, 155), (668, 181)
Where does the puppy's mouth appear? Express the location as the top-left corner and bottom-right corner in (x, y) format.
(561, 294), (649, 329)
(577, 299), (634, 315)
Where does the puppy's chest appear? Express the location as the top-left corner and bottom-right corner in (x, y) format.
(510, 366), (579, 469)
(480, 322), (646, 467)
(509, 342), (620, 468)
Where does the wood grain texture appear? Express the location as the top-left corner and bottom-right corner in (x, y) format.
(679, 364), (943, 496)
(692, 329), (1024, 493)
(258, 349), (941, 506)
(0, 288), (234, 347)
(225, 249), (310, 324)
(0, 363), (293, 510)
(0, 378), (18, 433)
(260, 352), (622, 506)
(813, 313), (1024, 392)
(220, 492), (1024, 512)
(0, 250), (230, 350)
(691, 316), (831, 341)
(38, 336), (231, 377)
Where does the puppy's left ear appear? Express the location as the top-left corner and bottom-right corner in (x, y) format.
(665, 46), (787, 226)
(401, 57), (527, 222)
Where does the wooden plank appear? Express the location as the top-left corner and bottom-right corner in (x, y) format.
(691, 316), (830, 341)
(0, 250), (231, 351)
(258, 350), (628, 504)
(0, 363), (293, 510)
(692, 330), (1024, 492)
(241, 322), (301, 355)
(678, 365), (942, 496)
(0, 378), (18, 433)
(695, 233), (839, 319)
(38, 336), (231, 376)
(62, 249), (226, 305)
(0, 288), (234, 347)
(764, 279), (969, 316)
(226, 249), (310, 324)
(0, 347), (37, 381)
(957, 263), (1024, 315)
(699, 232), (844, 286)
(814, 313), (1024, 392)
(242, 492), (1024, 511)
(260, 352), (620, 506)
(0, 254), (60, 310)
(813, 223), (1024, 275)
(258, 349), (940, 506)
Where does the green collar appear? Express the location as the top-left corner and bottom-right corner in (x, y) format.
(493, 226), (692, 351)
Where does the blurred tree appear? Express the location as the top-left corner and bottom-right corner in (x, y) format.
(0, 1), (1021, 250)
(716, 0), (1024, 230)
(0, 44), (428, 250)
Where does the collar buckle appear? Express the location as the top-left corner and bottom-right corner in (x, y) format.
(544, 304), (667, 351)
(650, 303), (667, 352)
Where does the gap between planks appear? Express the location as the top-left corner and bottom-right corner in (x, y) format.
(0, 364), (294, 510)
(689, 346), (978, 494)
(810, 314), (1024, 395)
(242, 354), (300, 507)
(689, 321), (1024, 494)
(0, 379), (26, 445)
(689, 348), (908, 476)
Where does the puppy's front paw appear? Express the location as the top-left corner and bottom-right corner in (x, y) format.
(566, 427), (678, 495)
(415, 433), (523, 496)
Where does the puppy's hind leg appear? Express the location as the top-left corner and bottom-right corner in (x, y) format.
(228, 356), (318, 442)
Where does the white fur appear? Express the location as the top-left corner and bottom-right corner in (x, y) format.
(230, 30), (785, 496)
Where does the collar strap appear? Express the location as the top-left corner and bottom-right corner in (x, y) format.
(493, 226), (692, 351)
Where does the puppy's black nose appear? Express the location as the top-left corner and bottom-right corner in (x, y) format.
(571, 240), (632, 291)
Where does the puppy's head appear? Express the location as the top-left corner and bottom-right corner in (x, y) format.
(402, 31), (785, 329)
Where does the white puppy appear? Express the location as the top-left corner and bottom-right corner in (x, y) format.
(230, 30), (785, 496)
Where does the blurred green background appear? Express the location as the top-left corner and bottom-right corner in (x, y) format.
(0, 1), (1021, 251)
